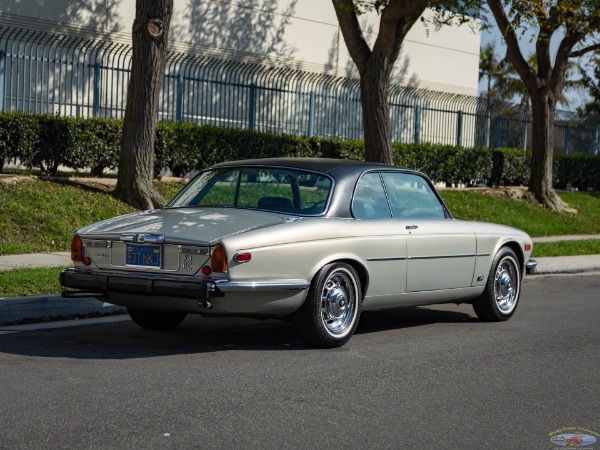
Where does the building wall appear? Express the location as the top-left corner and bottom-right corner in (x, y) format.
(0, 0), (480, 96)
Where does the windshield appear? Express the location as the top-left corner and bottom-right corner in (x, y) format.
(168, 167), (333, 216)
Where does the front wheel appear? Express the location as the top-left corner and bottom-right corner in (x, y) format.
(294, 263), (362, 348)
(128, 308), (187, 331)
(473, 247), (521, 321)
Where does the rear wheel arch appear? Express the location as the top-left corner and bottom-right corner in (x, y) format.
(310, 258), (368, 301)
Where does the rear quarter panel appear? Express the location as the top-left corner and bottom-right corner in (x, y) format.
(221, 219), (408, 297)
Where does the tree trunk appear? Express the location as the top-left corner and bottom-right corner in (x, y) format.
(360, 60), (393, 164)
(528, 93), (574, 212)
(115, 0), (173, 210)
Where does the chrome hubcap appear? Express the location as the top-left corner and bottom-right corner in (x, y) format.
(321, 269), (357, 337)
(494, 258), (518, 313)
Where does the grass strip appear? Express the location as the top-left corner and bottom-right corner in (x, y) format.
(532, 239), (600, 258)
(0, 267), (64, 298)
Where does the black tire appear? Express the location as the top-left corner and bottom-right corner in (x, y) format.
(294, 262), (362, 348)
(473, 247), (522, 321)
(128, 308), (187, 331)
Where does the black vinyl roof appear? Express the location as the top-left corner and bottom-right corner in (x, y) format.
(210, 157), (399, 175)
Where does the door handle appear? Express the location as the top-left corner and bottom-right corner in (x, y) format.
(406, 225), (418, 230)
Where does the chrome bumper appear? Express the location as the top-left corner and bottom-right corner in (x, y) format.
(526, 259), (537, 275)
(60, 268), (309, 301)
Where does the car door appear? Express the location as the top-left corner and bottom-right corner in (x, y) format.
(380, 172), (476, 292)
(352, 172), (408, 298)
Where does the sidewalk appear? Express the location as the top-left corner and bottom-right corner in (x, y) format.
(1, 239), (600, 326)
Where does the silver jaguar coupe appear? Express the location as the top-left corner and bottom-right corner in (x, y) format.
(60, 158), (535, 348)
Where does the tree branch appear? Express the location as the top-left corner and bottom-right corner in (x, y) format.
(332, 0), (372, 73)
(486, 0), (537, 89)
(570, 42), (600, 58)
(373, 0), (428, 66)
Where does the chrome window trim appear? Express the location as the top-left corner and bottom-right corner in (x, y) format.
(167, 165), (335, 218)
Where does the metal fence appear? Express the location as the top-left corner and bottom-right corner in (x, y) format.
(1, 25), (599, 154)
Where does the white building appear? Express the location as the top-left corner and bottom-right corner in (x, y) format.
(0, 0), (480, 94)
(0, 1), (482, 144)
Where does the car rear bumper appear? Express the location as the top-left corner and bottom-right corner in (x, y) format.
(59, 268), (310, 315)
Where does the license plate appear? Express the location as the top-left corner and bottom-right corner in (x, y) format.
(126, 244), (161, 268)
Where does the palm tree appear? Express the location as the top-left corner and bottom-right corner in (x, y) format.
(499, 52), (581, 108)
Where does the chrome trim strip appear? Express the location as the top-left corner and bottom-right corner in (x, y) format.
(119, 233), (165, 244)
(142, 234), (165, 244)
(409, 254), (478, 260)
(368, 253), (489, 262)
(367, 257), (408, 262)
(215, 280), (310, 292)
(179, 245), (210, 255)
(84, 239), (109, 248)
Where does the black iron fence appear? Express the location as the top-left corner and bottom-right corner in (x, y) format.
(1, 25), (598, 154)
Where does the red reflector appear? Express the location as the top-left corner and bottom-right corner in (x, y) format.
(83, 257), (91, 266)
(234, 253), (252, 263)
(525, 243), (532, 251)
(201, 266), (212, 276)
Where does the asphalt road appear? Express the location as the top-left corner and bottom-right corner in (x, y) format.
(1, 274), (599, 449)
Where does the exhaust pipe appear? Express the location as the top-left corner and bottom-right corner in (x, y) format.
(200, 300), (212, 309)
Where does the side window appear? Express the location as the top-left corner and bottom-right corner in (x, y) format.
(381, 172), (446, 219)
(352, 172), (392, 219)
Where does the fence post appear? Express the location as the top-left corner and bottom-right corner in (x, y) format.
(176, 73), (184, 122)
(414, 105), (421, 143)
(248, 84), (256, 130)
(456, 110), (463, 147)
(495, 117), (503, 148)
(308, 92), (316, 137)
(564, 125), (570, 155)
(0, 51), (5, 112)
(92, 63), (101, 117)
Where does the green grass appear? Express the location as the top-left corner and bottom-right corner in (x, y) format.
(0, 178), (186, 255)
(440, 190), (600, 237)
(0, 267), (64, 297)
(532, 240), (600, 257)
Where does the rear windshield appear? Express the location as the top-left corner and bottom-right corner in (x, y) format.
(168, 167), (333, 216)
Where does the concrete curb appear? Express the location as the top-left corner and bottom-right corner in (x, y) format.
(532, 255), (600, 274)
(0, 294), (124, 325)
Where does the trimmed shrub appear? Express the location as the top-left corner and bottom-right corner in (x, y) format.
(0, 111), (598, 192)
(554, 154), (600, 192)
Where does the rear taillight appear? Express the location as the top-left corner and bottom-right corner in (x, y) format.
(210, 243), (227, 273)
(71, 235), (83, 262)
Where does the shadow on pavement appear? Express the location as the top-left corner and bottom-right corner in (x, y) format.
(0, 305), (474, 360)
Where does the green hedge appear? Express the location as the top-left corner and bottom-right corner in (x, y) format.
(0, 112), (599, 191)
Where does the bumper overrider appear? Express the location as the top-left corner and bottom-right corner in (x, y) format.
(60, 268), (310, 312)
